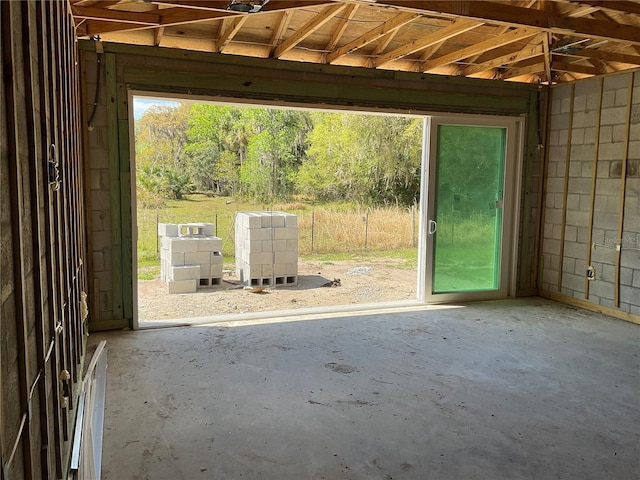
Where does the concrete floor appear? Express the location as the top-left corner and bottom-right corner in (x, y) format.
(90, 298), (640, 480)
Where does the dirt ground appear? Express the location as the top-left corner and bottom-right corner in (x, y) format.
(138, 258), (417, 322)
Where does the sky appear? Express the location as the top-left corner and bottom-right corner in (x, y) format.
(133, 97), (180, 120)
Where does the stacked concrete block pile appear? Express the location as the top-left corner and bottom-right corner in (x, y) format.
(158, 223), (223, 294)
(235, 212), (298, 287)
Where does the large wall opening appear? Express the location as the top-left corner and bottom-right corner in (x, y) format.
(131, 95), (425, 326)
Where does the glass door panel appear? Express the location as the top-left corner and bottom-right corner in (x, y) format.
(421, 116), (520, 303)
(433, 125), (506, 293)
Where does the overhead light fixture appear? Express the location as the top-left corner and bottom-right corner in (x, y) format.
(227, 0), (268, 13)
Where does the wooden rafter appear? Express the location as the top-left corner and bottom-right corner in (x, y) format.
(566, 0), (640, 16)
(374, 18), (482, 68)
(154, 26), (165, 46)
(70, 0), (640, 83)
(326, 11), (421, 64)
(422, 27), (539, 72)
(324, 3), (358, 52)
(566, 48), (640, 66)
(463, 42), (544, 75)
(373, 0), (640, 45)
(217, 15), (248, 52)
(269, 11), (293, 56)
(273, 3), (346, 58)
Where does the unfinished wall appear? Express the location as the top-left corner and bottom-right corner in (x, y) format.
(79, 41), (542, 329)
(541, 71), (640, 322)
(1, 1), (88, 478)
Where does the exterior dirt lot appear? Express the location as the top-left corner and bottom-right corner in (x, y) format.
(138, 258), (417, 322)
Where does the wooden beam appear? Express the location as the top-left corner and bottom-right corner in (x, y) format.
(567, 0), (640, 16)
(324, 3), (358, 52)
(423, 27), (538, 72)
(585, 78), (604, 300)
(501, 60), (545, 80)
(375, 18), (482, 67)
(463, 43), (544, 75)
(269, 11), (292, 57)
(154, 26), (165, 46)
(326, 11), (420, 64)
(614, 73), (634, 307)
(542, 32), (552, 84)
(218, 15), (248, 52)
(159, 7), (236, 26)
(71, 5), (160, 25)
(551, 60), (601, 75)
(273, 3), (346, 58)
(557, 82), (575, 293)
(563, 48), (640, 66)
(374, 0), (640, 45)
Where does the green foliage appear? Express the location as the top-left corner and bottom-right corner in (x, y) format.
(137, 164), (194, 201)
(135, 100), (422, 207)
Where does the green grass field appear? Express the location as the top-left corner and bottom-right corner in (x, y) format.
(136, 195), (420, 275)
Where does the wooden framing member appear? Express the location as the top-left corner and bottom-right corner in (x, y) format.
(557, 83), (575, 292)
(273, 3), (345, 58)
(105, 52), (125, 321)
(2, 2), (35, 476)
(535, 84), (553, 290)
(614, 73), (635, 307)
(584, 78), (604, 299)
(21, 1), (52, 476)
(42, 1), (65, 474)
(325, 11), (420, 64)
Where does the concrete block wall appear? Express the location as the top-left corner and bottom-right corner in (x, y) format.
(159, 223), (223, 294)
(235, 212), (298, 287)
(542, 70), (640, 318)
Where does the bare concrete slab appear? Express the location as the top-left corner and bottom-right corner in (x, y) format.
(90, 298), (640, 480)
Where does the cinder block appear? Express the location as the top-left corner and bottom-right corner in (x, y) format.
(167, 279), (197, 294)
(286, 240), (298, 251)
(245, 227), (273, 241)
(211, 252), (223, 264)
(170, 265), (200, 281)
(273, 227), (297, 240)
(245, 214), (262, 229)
(601, 107), (627, 126)
(167, 252), (185, 266)
(184, 251), (212, 265)
(275, 251), (297, 264)
(158, 223), (179, 237)
(196, 238), (223, 252)
(199, 264), (210, 279)
(261, 240), (273, 252)
(262, 263), (273, 276)
(272, 240), (287, 252)
(243, 251), (272, 265)
(167, 238), (199, 253)
(272, 215), (286, 228)
(211, 264), (223, 277)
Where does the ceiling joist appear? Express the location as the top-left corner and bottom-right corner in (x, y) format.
(70, 0), (640, 84)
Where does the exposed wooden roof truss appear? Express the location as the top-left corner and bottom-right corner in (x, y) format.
(71, 0), (640, 83)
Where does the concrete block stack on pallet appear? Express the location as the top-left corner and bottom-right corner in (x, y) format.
(158, 223), (224, 294)
(235, 212), (298, 287)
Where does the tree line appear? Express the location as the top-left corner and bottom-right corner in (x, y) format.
(135, 103), (424, 208)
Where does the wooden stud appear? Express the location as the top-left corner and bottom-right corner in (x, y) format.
(463, 42), (544, 76)
(3, 1), (35, 476)
(105, 53), (124, 320)
(614, 73), (634, 307)
(557, 83), (575, 292)
(324, 3), (357, 53)
(584, 78), (604, 299)
(22, 1), (53, 476)
(41, 1), (64, 475)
